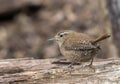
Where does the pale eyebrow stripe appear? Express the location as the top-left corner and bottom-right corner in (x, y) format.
(60, 32), (69, 35)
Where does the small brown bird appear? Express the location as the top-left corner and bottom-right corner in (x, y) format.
(49, 30), (110, 68)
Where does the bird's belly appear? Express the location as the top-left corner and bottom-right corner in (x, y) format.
(71, 51), (93, 63)
(60, 48), (97, 63)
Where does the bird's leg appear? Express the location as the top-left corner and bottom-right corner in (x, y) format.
(89, 57), (94, 67)
(63, 61), (74, 74)
(68, 56), (77, 69)
(80, 57), (95, 72)
(87, 57), (96, 71)
(68, 62), (74, 69)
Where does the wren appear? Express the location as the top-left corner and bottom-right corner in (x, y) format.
(49, 30), (110, 68)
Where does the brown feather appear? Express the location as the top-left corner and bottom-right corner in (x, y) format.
(92, 34), (110, 44)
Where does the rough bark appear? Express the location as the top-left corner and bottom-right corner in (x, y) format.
(0, 58), (119, 84)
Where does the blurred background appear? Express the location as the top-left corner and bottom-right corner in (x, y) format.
(0, 0), (119, 59)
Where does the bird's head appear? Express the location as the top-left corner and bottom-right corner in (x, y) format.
(49, 30), (76, 47)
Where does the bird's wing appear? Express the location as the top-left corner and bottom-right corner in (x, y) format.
(64, 39), (96, 51)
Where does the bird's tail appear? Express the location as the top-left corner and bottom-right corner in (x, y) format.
(92, 33), (111, 44)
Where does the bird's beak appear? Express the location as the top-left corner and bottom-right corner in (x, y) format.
(48, 38), (55, 41)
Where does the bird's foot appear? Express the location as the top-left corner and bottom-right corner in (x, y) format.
(63, 64), (74, 74)
(84, 64), (95, 72)
(68, 64), (74, 69)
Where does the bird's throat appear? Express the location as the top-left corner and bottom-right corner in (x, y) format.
(57, 41), (63, 47)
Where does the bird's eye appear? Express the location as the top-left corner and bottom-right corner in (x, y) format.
(60, 34), (64, 37)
